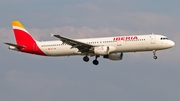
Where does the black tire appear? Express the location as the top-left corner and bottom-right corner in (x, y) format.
(153, 56), (157, 59)
(93, 60), (99, 65)
(83, 56), (89, 62)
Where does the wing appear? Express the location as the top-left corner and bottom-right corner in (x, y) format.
(51, 34), (94, 53)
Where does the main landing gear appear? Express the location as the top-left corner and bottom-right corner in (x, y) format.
(153, 50), (158, 59)
(83, 55), (100, 65)
(93, 55), (100, 65)
(83, 56), (89, 62)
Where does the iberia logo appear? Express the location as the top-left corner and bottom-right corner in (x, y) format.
(113, 36), (138, 41)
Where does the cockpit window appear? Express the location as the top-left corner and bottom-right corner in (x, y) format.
(160, 37), (169, 40)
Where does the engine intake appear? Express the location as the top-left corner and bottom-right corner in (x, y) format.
(94, 46), (109, 55)
(94, 46), (116, 55)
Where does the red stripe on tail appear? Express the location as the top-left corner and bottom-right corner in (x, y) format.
(13, 28), (46, 56)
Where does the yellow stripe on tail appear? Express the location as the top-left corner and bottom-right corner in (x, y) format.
(12, 20), (26, 30)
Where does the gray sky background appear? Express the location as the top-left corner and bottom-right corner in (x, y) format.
(0, 0), (180, 101)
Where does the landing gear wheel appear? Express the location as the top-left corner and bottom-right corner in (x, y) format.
(83, 56), (89, 62)
(152, 50), (158, 60)
(153, 56), (157, 59)
(93, 60), (99, 65)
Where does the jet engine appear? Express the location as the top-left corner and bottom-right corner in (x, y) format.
(94, 46), (116, 55)
(103, 53), (123, 61)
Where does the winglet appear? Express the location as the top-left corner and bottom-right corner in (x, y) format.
(50, 33), (54, 37)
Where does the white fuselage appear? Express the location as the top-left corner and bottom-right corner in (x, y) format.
(36, 34), (174, 56)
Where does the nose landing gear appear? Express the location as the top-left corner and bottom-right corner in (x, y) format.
(153, 50), (158, 59)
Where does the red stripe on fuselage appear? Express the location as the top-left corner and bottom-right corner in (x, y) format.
(13, 29), (46, 56)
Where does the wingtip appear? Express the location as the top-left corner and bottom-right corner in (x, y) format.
(4, 42), (9, 45)
(50, 33), (54, 37)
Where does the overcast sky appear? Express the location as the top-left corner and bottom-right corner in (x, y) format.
(0, 0), (180, 101)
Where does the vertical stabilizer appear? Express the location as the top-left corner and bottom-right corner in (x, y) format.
(12, 21), (36, 46)
(11, 21), (45, 55)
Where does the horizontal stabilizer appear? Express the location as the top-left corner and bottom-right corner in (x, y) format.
(4, 43), (25, 48)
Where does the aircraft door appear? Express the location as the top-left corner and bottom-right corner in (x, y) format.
(150, 34), (156, 44)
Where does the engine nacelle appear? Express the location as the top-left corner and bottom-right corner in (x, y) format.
(94, 46), (109, 55)
(103, 53), (123, 61)
(94, 46), (116, 55)
(9, 46), (19, 51)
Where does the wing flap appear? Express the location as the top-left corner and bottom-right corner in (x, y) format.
(51, 34), (94, 53)
(53, 34), (92, 47)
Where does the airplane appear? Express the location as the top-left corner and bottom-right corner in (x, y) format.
(4, 20), (175, 65)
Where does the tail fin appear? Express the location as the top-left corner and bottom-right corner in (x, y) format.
(12, 21), (36, 46)
(11, 21), (46, 55)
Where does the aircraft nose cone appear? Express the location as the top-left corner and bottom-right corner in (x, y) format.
(169, 41), (175, 47)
